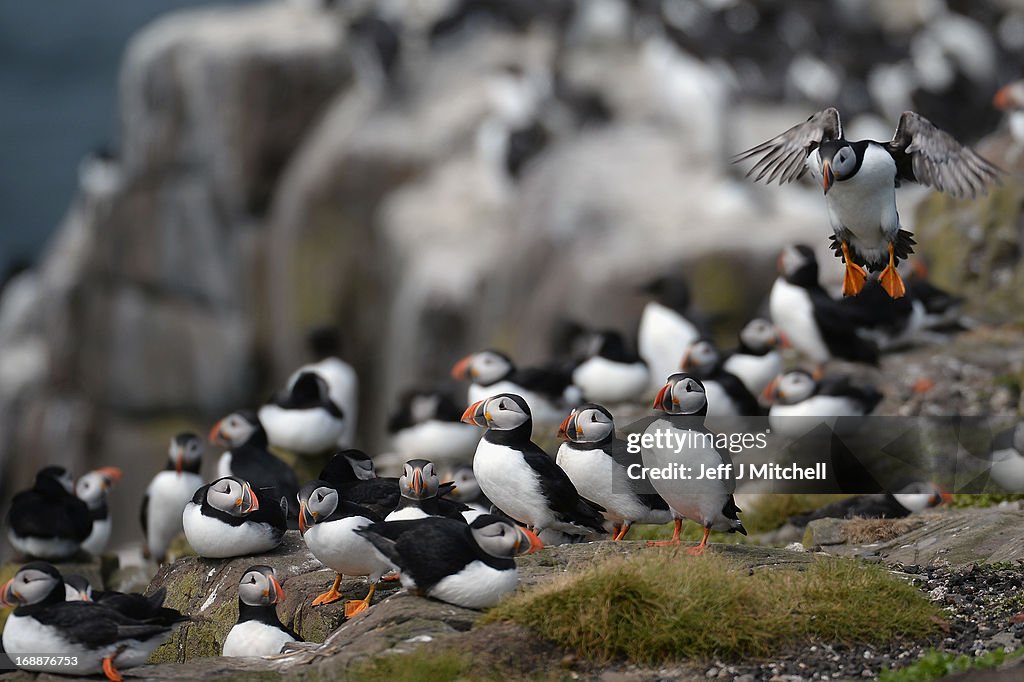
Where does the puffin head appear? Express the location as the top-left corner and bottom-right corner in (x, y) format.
(238, 565), (285, 607)
(558, 404), (614, 445)
(738, 318), (780, 354)
(680, 339), (719, 376)
(399, 459), (440, 500)
(74, 467), (122, 509)
(451, 350), (514, 386)
(1, 562), (64, 608)
(653, 373), (708, 416)
(762, 370), (817, 406)
(297, 481), (339, 534)
(169, 432), (204, 475)
(461, 394), (532, 432)
(209, 411), (263, 448)
(469, 515), (543, 558)
(819, 140), (857, 194)
(206, 476), (260, 517)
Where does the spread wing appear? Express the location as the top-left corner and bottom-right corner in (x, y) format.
(733, 107), (842, 184)
(887, 111), (1003, 199)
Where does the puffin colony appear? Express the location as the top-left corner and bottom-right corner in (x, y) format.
(0, 99), (1015, 680)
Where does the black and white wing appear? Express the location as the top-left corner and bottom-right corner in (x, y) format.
(733, 108), (843, 184)
(887, 111), (1003, 199)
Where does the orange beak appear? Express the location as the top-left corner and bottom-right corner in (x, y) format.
(938, 487), (953, 505)
(653, 383), (673, 410)
(451, 355), (474, 381)
(175, 453), (183, 475)
(994, 84), (1013, 111)
(822, 160), (833, 193)
(270, 575), (286, 603)
(0, 578), (14, 606)
(97, 467), (122, 486)
(557, 412), (573, 440)
(241, 482), (259, 513)
(761, 377), (780, 404)
(778, 331), (792, 349)
(298, 501), (310, 534)
(461, 400), (487, 427)
(515, 527), (544, 555)
(208, 420), (225, 445)
(411, 468), (425, 497)
(679, 349), (692, 371)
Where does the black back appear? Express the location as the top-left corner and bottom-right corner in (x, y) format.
(6, 470), (92, 543)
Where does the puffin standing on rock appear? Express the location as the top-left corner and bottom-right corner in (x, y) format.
(223, 565), (301, 657)
(462, 393), (606, 540)
(141, 433), (205, 564)
(357, 514), (543, 609)
(644, 375), (746, 554)
(736, 107), (1002, 299)
(182, 477), (287, 558)
(6, 467), (92, 560)
(556, 404), (673, 540)
(1, 562), (187, 681)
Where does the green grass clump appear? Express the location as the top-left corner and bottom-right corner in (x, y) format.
(949, 493), (1024, 509)
(879, 647), (1024, 682)
(486, 554), (939, 664)
(348, 650), (469, 682)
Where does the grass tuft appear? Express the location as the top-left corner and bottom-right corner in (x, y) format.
(843, 517), (924, 544)
(487, 553), (939, 664)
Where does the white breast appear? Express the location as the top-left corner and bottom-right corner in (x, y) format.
(426, 560), (519, 609)
(640, 423), (731, 528)
(823, 144), (900, 258)
(638, 302), (700, 396)
(7, 532), (81, 561)
(572, 357), (649, 404)
(768, 396), (864, 439)
(258, 403), (345, 455)
(386, 506), (431, 522)
(80, 518), (111, 556)
(287, 358), (359, 448)
(990, 449), (1024, 492)
(222, 620), (296, 657)
(182, 503), (281, 558)
(723, 352), (781, 397)
(390, 420), (481, 465)
(302, 515), (392, 581)
(556, 444), (643, 526)
(472, 439), (554, 532)
(145, 471), (204, 561)
(769, 278), (830, 365)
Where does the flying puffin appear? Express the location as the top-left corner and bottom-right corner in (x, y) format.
(636, 273), (706, 397)
(210, 410), (301, 522)
(258, 371), (346, 456)
(387, 388), (481, 466)
(74, 467), (122, 556)
(763, 370), (883, 439)
(451, 349), (579, 430)
(769, 244), (880, 367)
(645, 374), (746, 554)
(297, 480), (392, 617)
(357, 514), (543, 609)
(556, 404), (672, 540)
(141, 433), (205, 564)
(461, 393), (606, 539)
(721, 318), (783, 397)
(680, 339), (764, 417)
(223, 565), (302, 657)
(736, 107), (1002, 298)
(317, 449), (456, 519)
(788, 482), (951, 527)
(989, 421), (1024, 493)
(6, 467), (92, 560)
(182, 477), (287, 558)
(571, 330), (650, 404)
(1, 562), (186, 681)
(385, 459), (471, 522)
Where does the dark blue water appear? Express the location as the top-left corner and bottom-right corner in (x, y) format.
(0, 0), (254, 280)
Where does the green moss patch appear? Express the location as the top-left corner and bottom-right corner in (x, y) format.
(879, 646), (1024, 682)
(348, 650), (470, 682)
(949, 494), (1024, 509)
(486, 553), (940, 664)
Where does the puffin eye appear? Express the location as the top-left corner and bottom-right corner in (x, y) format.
(498, 400), (507, 410)
(590, 413), (598, 422)
(316, 492), (324, 503)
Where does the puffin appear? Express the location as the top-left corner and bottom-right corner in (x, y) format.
(769, 244), (880, 367)
(141, 432), (205, 563)
(636, 273), (706, 397)
(61, 574), (181, 623)
(222, 565), (302, 657)
(282, 325), (359, 449)
(680, 339), (764, 417)
(357, 514), (543, 609)
(994, 80), (1024, 156)
(461, 393), (606, 538)
(444, 465), (493, 515)
(6, 466), (92, 560)
(387, 388), (482, 466)
(735, 107), (1002, 298)
(258, 371), (346, 456)
(385, 459), (471, 522)
(989, 421), (1024, 493)
(722, 318), (783, 397)
(556, 404), (673, 540)
(451, 349), (579, 429)
(571, 330), (650, 404)
(74, 467), (122, 556)
(1, 561), (186, 681)
(317, 449), (456, 519)
(763, 370), (882, 439)
(182, 476), (287, 558)
(644, 374), (747, 554)
(297, 480), (392, 617)
(788, 482), (951, 527)
(210, 410), (301, 522)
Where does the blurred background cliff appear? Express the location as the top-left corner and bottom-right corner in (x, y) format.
(1, 0), (1023, 561)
